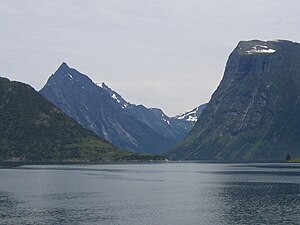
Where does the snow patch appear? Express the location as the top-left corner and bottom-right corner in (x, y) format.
(176, 107), (198, 120)
(162, 118), (170, 125)
(246, 45), (276, 54)
(111, 93), (121, 103)
(111, 94), (117, 99)
(186, 116), (198, 122)
(67, 74), (73, 79)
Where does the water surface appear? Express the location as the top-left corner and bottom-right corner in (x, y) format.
(0, 163), (300, 224)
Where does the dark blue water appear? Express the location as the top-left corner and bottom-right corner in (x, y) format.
(0, 163), (300, 225)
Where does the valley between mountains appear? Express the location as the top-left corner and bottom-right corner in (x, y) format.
(1, 39), (300, 162)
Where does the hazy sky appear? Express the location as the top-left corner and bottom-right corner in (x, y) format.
(1, 0), (300, 116)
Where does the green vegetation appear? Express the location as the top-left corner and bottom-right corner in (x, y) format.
(287, 154), (300, 163)
(289, 159), (300, 163)
(0, 77), (165, 162)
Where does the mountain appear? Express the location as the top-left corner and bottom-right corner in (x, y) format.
(168, 40), (300, 161)
(0, 77), (130, 162)
(40, 63), (204, 154)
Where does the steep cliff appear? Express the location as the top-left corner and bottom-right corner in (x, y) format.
(168, 40), (300, 161)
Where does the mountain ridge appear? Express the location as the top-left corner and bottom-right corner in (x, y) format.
(41, 63), (205, 154)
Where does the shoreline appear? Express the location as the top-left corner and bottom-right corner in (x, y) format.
(1, 159), (297, 168)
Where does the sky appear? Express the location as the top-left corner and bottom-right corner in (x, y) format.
(1, 0), (300, 116)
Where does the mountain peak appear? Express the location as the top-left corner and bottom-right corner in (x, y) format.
(57, 62), (70, 71)
(51, 63), (95, 85)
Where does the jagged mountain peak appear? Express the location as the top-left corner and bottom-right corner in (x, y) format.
(44, 63), (104, 97)
(53, 63), (91, 81)
(58, 62), (70, 70)
(41, 63), (205, 154)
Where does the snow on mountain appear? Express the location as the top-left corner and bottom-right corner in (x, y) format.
(97, 82), (208, 150)
(176, 107), (199, 122)
(100, 82), (206, 127)
(99, 82), (208, 130)
(101, 82), (129, 109)
(246, 45), (276, 54)
(237, 40), (285, 55)
(175, 104), (207, 124)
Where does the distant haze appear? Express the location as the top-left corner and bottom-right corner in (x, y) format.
(1, 0), (300, 116)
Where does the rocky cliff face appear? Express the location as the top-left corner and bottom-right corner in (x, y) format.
(168, 40), (300, 161)
(40, 63), (203, 154)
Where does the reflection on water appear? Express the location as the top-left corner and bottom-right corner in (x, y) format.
(0, 163), (299, 225)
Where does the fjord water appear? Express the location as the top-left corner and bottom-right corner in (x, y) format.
(0, 163), (300, 225)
